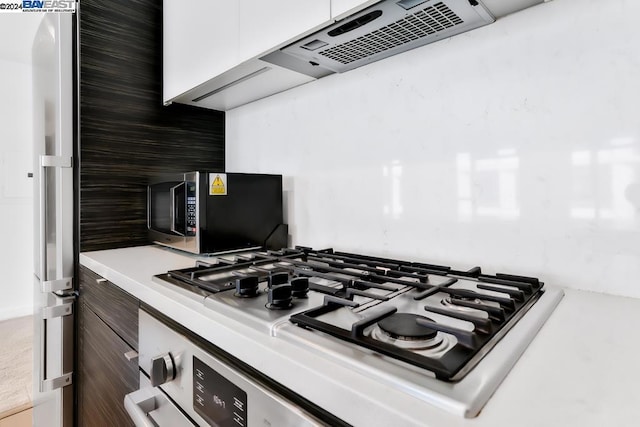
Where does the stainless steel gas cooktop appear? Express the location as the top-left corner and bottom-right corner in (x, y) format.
(153, 246), (564, 417)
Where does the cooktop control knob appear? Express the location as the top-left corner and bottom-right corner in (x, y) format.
(266, 284), (293, 310)
(150, 353), (175, 387)
(290, 277), (309, 298)
(235, 275), (259, 297)
(268, 272), (289, 288)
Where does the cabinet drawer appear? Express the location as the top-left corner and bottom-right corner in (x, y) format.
(78, 303), (139, 427)
(79, 265), (139, 350)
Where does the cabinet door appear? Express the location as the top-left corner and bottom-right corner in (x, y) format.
(163, 0), (240, 102)
(238, 0), (331, 63)
(79, 266), (139, 350)
(77, 304), (139, 427)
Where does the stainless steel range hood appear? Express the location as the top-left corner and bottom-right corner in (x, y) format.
(176, 0), (544, 110)
(262, 0), (542, 76)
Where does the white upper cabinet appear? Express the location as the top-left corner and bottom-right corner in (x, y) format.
(238, 0), (331, 62)
(163, 0), (332, 107)
(163, 0), (241, 103)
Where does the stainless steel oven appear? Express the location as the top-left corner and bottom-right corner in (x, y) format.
(147, 171), (287, 254)
(124, 308), (341, 427)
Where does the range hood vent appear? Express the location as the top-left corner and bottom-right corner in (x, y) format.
(319, 2), (465, 65)
(271, 0), (496, 74)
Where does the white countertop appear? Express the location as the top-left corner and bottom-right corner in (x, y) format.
(80, 245), (640, 427)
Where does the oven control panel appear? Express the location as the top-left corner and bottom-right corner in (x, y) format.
(139, 309), (331, 427)
(193, 356), (247, 427)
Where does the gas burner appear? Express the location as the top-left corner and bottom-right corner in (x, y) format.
(379, 313), (438, 340)
(371, 313), (446, 351)
(440, 296), (484, 312)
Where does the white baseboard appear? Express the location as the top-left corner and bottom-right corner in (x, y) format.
(0, 305), (33, 322)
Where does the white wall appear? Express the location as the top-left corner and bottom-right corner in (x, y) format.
(227, 0), (640, 298)
(0, 58), (35, 320)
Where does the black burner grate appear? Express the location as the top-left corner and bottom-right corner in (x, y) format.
(288, 247), (544, 381)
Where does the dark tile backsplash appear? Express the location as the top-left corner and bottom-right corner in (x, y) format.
(79, 0), (224, 252)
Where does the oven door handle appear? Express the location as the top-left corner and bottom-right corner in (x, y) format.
(169, 182), (186, 236)
(125, 386), (195, 427)
(124, 388), (158, 427)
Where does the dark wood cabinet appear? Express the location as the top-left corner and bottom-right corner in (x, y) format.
(77, 266), (139, 427)
(79, 267), (139, 350)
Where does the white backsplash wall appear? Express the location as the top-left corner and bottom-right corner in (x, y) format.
(227, 0), (640, 298)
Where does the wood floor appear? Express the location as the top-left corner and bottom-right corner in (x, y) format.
(0, 407), (31, 427)
(0, 316), (33, 422)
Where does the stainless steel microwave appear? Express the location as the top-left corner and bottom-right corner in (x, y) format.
(147, 171), (287, 254)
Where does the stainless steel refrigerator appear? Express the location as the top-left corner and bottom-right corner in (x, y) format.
(32, 13), (75, 427)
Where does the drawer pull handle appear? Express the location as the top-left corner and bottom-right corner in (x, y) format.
(96, 278), (107, 284)
(124, 350), (139, 362)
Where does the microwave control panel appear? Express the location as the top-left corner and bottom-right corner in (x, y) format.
(186, 182), (197, 235)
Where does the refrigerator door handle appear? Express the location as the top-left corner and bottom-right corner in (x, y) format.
(42, 303), (72, 319)
(39, 297), (74, 393)
(41, 372), (73, 393)
(38, 154), (72, 282)
(43, 278), (73, 293)
(40, 155), (72, 167)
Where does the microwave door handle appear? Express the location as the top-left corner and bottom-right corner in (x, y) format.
(169, 183), (186, 236)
